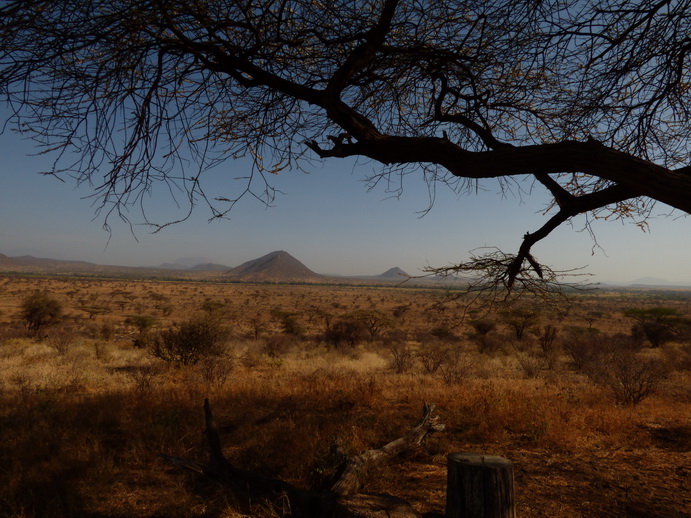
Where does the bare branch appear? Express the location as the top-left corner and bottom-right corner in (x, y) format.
(2, 0), (691, 292)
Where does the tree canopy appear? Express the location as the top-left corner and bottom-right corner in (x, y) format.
(1, 0), (690, 293)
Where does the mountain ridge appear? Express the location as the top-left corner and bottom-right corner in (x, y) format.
(226, 250), (320, 281)
(2, 251), (690, 287)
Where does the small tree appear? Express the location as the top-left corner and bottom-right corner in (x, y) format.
(351, 309), (393, 342)
(270, 308), (304, 336)
(387, 342), (415, 374)
(20, 291), (62, 336)
(149, 315), (226, 366)
(125, 314), (158, 348)
(623, 307), (684, 348)
(586, 351), (669, 406)
(324, 318), (368, 349)
(469, 318), (497, 337)
(500, 307), (541, 341)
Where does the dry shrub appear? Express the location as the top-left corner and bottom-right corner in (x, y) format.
(516, 352), (547, 379)
(196, 355), (234, 390)
(564, 331), (668, 405)
(149, 315), (227, 366)
(324, 318), (368, 348)
(585, 352), (670, 406)
(664, 343), (691, 372)
(93, 341), (108, 361)
(19, 290), (63, 336)
(48, 328), (76, 356)
(438, 349), (475, 385)
(417, 343), (449, 375)
(262, 334), (296, 358)
(126, 363), (162, 393)
(474, 333), (505, 355)
(562, 327), (611, 369)
(387, 341), (415, 374)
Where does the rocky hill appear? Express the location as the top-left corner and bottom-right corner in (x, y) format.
(225, 250), (320, 282)
(378, 266), (409, 279)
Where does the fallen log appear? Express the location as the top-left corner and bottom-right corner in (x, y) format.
(161, 399), (444, 517)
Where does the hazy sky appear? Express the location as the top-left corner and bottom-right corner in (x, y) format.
(1, 123), (691, 284)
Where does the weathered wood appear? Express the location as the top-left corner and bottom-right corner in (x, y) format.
(161, 399), (443, 518)
(445, 453), (515, 518)
(331, 402), (445, 496)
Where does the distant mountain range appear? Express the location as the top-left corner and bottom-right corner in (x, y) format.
(0, 251), (410, 283)
(3, 251), (687, 287)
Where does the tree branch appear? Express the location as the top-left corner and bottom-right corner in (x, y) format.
(161, 399), (444, 517)
(330, 402), (444, 496)
(507, 182), (637, 288)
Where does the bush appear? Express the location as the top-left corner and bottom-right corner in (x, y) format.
(438, 349), (475, 384)
(148, 316), (227, 366)
(387, 341), (415, 374)
(585, 352), (670, 406)
(125, 314), (158, 348)
(48, 328), (75, 355)
(196, 355), (234, 390)
(324, 318), (368, 348)
(417, 344), (449, 374)
(564, 330), (668, 405)
(623, 307), (685, 348)
(563, 330), (638, 371)
(19, 291), (62, 336)
(469, 318), (496, 337)
(263, 334), (296, 358)
(429, 325), (457, 342)
(516, 352), (547, 378)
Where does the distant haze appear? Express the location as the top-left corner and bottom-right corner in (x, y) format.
(2, 130), (691, 284)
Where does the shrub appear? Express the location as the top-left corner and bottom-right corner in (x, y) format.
(562, 327), (605, 370)
(196, 355), (234, 390)
(149, 315), (227, 366)
(537, 324), (559, 354)
(263, 334), (296, 358)
(417, 344), (449, 375)
(125, 314), (157, 348)
(126, 364), (161, 393)
(19, 291), (62, 336)
(469, 318), (496, 337)
(438, 349), (475, 384)
(429, 325), (457, 342)
(623, 307), (684, 348)
(565, 330), (668, 405)
(387, 341), (415, 374)
(500, 307), (541, 340)
(585, 351), (670, 406)
(516, 352), (547, 378)
(48, 328), (75, 355)
(324, 318), (368, 348)
(350, 309), (393, 341)
(280, 314), (304, 336)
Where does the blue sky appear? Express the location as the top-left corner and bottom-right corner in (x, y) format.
(1, 125), (691, 284)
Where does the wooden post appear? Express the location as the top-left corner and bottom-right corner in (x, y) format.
(445, 453), (515, 518)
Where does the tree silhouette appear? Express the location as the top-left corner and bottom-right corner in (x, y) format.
(2, 0), (690, 290)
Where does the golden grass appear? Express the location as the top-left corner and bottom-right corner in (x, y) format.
(0, 275), (690, 517)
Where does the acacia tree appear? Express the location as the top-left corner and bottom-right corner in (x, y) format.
(2, 0), (691, 294)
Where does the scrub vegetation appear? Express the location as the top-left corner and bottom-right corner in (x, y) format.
(0, 274), (690, 517)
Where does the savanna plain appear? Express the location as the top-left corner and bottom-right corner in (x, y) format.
(0, 274), (689, 517)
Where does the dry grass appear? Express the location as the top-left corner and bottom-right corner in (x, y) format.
(0, 275), (690, 517)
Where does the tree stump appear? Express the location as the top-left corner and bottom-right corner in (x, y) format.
(445, 453), (515, 518)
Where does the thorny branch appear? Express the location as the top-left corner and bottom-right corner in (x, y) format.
(2, 0), (691, 295)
